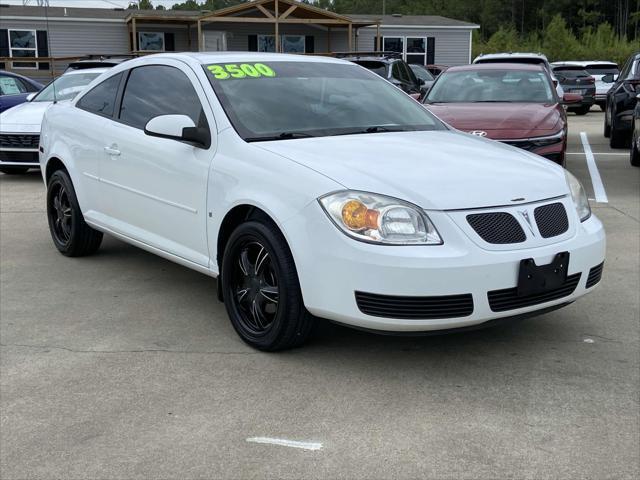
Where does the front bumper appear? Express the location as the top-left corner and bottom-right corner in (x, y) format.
(284, 200), (605, 332)
(0, 132), (41, 168)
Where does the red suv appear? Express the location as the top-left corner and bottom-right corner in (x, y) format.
(422, 63), (581, 166)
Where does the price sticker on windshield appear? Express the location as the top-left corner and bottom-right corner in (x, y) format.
(206, 63), (276, 80)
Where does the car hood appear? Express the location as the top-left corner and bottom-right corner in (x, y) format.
(425, 103), (562, 139)
(0, 101), (51, 132)
(256, 130), (567, 210)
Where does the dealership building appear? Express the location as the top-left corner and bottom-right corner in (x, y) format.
(0, 0), (478, 81)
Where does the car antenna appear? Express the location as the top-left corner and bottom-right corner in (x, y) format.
(44, 3), (57, 104)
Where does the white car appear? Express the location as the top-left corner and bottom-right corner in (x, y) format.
(39, 53), (606, 350)
(551, 61), (619, 110)
(473, 52), (565, 97)
(0, 68), (108, 174)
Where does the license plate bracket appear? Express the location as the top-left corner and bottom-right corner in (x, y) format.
(517, 252), (569, 297)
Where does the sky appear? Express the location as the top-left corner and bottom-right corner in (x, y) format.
(3, 0), (180, 8)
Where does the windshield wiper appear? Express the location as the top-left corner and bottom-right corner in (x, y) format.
(332, 125), (410, 136)
(245, 132), (316, 142)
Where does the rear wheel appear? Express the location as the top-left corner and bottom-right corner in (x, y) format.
(609, 117), (629, 148)
(46, 170), (103, 256)
(0, 166), (29, 175)
(221, 219), (314, 351)
(604, 104), (611, 137)
(631, 128), (640, 167)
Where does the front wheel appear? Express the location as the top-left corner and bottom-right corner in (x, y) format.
(46, 170), (103, 256)
(221, 219), (314, 351)
(631, 129), (640, 167)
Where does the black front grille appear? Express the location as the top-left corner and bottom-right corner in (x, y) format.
(586, 262), (604, 288)
(355, 291), (474, 319)
(0, 134), (40, 149)
(534, 202), (569, 238)
(467, 212), (526, 244)
(0, 151), (39, 163)
(488, 273), (581, 312)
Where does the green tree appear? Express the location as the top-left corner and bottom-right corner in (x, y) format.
(542, 14), (581, 61)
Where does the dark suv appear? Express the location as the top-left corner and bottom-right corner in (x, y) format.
(339, 52), (422, 99)
(551, 64), (595, 115)
(604, 52), (640, 148)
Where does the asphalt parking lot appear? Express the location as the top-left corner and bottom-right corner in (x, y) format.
(1, 110), (638, 479)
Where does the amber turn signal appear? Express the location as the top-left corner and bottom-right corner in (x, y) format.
(341, 199), (379, 231)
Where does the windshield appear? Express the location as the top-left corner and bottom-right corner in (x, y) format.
(350, 60), (388, 78)
(33, 71), (102, 102)
(204, 61), (445, 141)
(585, 65), (618, 75)
(553, 68), (591, 78)
(410, 65), (434, 82)
(426, 69), (555, 103)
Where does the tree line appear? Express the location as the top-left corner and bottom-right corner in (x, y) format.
(128, 0), (639, 65)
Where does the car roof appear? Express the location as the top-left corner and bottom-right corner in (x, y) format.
(551, 61), (618, 68)
(62, 67), (110, 76)
(444, 63), (545, 72)
(172, 52), (349, 65)
(475, 52), (549, 61)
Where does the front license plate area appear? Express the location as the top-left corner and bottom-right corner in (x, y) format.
(517, 252), (569, 297)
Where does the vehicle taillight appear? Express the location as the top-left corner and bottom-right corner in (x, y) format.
(585, 77), (595, 84)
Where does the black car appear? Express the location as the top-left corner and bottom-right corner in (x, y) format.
(631, 93), (640, 167)
(551, 64), (596, 115)
(408, 63), (435, 96)
(340, 52), (422, 98)
(604, 52), (640, 148)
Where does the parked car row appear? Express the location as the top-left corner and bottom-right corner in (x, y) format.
(0, 57), (131, 174)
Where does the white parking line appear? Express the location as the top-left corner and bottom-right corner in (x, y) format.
(566, 152), (628, 156)
(579, 132), (609, 203)
(246, 437), (323, 451)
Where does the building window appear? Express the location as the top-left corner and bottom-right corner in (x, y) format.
(9, 30), (37, 69)
(382, 36), (434, 65)
(138, 32), (165, 52)
(258, 35), (276, 53)
(405, 37), (426, 65)
(383, 37), (403, 54)
(257, 35), (305, 53)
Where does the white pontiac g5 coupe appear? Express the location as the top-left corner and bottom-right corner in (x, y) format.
(39, 53), (606, 350)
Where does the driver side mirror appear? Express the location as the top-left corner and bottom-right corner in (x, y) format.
(144, 114), (210, 148)
(562, 93), (583, 104)
(26, 93), (36, 101)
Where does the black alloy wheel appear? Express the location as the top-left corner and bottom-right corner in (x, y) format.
(46, 170), (103, 256)
(49, 181), (73, 245)
(221, 219), (314, 351)
(231, 240), (280, 334)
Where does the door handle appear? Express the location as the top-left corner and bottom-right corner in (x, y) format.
(104, 145), (121, 156)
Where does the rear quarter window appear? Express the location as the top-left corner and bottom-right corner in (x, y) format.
(76, 73), (123, 118)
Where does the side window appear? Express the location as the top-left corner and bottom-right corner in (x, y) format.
(0, 76), (28, 95)
(119, 65), (206, 130)
(391, 62), (403, 82)
(77, 73), (123, 118)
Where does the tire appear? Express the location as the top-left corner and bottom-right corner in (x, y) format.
(46, 170), (103, 257)
(604, 106), (611, 138)
(221, 219), (314, 351)
(609, 120), (629, 149)
(631, 129), (640, 167)
(0, 166), (29, 174)
(571, 106), (590, 116)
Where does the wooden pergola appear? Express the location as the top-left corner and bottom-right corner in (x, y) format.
(125, 0), (380, 55)
(196, 0), (380, 53)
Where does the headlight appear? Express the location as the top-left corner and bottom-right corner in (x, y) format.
(529, 130), (565, 148)
(318, 191), (442, 245)
(565, 170), (591, 222)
